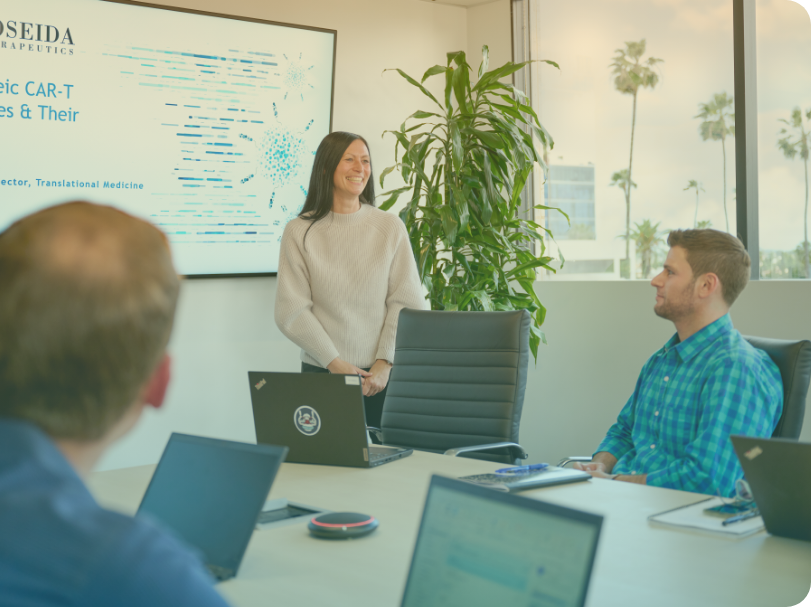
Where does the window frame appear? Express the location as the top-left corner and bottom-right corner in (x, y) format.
(512, 0), (764, 279)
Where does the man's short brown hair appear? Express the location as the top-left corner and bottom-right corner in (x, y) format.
(667, 229), (751, 306)
(0, 202), (180, 441)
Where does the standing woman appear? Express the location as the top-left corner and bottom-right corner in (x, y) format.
(275, 132), (425, 435)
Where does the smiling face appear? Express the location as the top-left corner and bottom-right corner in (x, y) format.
(650, 245), (698, 322)
(332, 138), (371, 207)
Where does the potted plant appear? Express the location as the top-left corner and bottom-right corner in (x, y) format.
(379, 46), (564, 360)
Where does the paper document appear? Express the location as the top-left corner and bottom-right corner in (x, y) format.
(648, 497), (764, 539)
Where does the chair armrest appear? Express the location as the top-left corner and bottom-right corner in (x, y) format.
(558, 456), (593, 468)
(365, 427), (382, 443)
(443, 442), (528, 460)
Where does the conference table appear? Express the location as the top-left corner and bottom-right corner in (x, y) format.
(88, 451), (811, 607)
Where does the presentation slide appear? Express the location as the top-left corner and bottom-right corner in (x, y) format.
(0, 0), (335, 275)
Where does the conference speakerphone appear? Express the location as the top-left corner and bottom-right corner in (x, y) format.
(308, 512), (379, 539)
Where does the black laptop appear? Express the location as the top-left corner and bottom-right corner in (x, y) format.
(137, 433), (288, 581)
(401, 475), (603, 607)
(249, 371), (412, 467)
(731, 435), (811, 542)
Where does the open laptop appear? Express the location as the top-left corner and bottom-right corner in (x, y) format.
(249, 371), (412, 467)
(137, 433), (288, 582)
(401, 475), (602, 607)
(731, 435), (811, 542)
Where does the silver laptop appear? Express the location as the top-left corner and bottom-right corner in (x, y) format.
(731, 435), (811, 542)
(137, 433), (288, 582)
(401, 475), (603, 607)
(249, 371), (412, 468)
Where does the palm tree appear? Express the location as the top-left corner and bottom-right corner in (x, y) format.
(630, 219), (665, 278)
(610, 168), (637, 204)
(796, 241), (811, 278)
(684, 180), (705, 228)
(610, 169), (638, 277)
(777, 107), (811, 279)
(696, 219), (713, 229)
(610, 39), (663, 276)
(696, 92), (735, 232)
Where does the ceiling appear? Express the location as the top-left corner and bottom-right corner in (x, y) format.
(416, 0), (503, 7)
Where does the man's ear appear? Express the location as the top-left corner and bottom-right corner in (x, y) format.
(143, 354), (171, 409)
(697, 272), (721, 299)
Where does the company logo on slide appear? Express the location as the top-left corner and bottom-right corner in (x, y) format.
(0, 20), (74, 55)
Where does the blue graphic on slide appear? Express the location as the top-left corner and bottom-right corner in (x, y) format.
(241, 103), (313, 188)
(283, 52), (315, 101)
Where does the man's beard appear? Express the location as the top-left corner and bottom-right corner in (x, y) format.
(654, 281), (697, 323)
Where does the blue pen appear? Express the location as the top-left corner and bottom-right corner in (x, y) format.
(494, 463), (549, 476)
(721, 508), (760, 526)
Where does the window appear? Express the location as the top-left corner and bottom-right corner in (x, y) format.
(516, 0), (810, 281)
(526, 0), (736, 280)
(756, 0), (811, 279)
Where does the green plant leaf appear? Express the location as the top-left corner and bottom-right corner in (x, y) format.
(377, 186), (413, 211)
(469, 128), (503, 149)
(478, 45), (490, 79)
(450, 121), (463, 172)
(444, 67), (454, 111)
(438, 206), (459, 244)
(506, 257), (554, 277)
(384, 68), (442, 108)
(452, 61), (472, 114)
(471, 290), (495, 311)
(421, 65), (449, 83)
(446, 50), (468, 69)
(379, 165), (399, 188)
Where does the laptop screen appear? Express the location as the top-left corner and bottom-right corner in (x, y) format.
(137, 433), (287, 574)
(401, 476), (602, 607)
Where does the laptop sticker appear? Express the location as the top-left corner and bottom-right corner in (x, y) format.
(345, 376), (360, 386)
(744, 446), (763, 460)
(294, 406), (321, 436)
(255, 378), (267, 390)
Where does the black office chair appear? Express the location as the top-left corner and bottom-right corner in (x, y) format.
(559, 336), (811, 467)
(743, 336), (811, 439)
(371, 309), (531, 465)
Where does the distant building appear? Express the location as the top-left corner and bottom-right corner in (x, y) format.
(544, 165), (596, 240)
(538, 164), (626, 280)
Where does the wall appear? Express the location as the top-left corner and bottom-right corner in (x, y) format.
(98, 0), (811, 472)
(96, 0), (469, 469)
(100, 274), (811, 471)
(523, 280), (811, 466)
(467, 0), (512, 70)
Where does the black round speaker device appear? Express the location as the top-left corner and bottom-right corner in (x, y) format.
(307, 512), (379, 539)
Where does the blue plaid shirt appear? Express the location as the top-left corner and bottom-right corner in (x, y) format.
(597, 314), (783, 497)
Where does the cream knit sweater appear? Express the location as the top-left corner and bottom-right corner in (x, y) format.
(275, 204), (426, 369)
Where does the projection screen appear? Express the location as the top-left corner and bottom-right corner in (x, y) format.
(0, 0), (336, 276)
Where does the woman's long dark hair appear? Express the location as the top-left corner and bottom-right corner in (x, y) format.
(299, 132), (376, 229)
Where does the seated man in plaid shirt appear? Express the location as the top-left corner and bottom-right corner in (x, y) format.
(575, 229), (783, 497)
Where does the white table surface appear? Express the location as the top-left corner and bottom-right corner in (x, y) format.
(88, 451), (811, 607)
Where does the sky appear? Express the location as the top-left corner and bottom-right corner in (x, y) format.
(530, 0), (811, 263)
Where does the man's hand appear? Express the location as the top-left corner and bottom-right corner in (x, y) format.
(572, 461), (615, 479)
(573, 452), (618, 479)
(363, 360), (392, 397)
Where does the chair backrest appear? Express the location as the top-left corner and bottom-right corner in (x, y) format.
(381, 309), (531, 464)
(743, 336), (811, 439)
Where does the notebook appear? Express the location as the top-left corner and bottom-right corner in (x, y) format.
(401, 475), (603, 607)
(249, 371), (412, 468)
(731, 435), (811, 542)
(137, 433), (288, 582)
